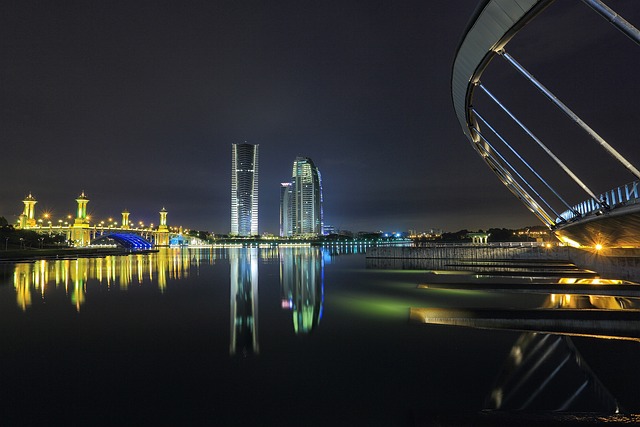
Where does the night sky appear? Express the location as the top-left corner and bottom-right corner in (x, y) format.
(2, 1), (639, 234)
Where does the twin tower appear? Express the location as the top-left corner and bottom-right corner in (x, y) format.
(230, 143), (323, 238)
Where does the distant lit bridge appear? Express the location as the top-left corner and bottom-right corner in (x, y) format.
(16, 192), (187, 247)
(453, 0), (640, 247)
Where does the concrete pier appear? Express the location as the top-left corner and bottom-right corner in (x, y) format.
(366, 244), (640, 281)
(410, 307), (640, 341)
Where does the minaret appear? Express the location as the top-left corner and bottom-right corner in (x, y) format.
(155, 207), (169, 246)
(121, 209), (130, 229)
(20, 193), (37, 228)
(70, 192), (91, 246)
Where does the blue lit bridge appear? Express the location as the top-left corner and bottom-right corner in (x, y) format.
(453, 0), (640, 247)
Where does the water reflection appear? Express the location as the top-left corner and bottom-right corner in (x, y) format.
(7, 248), (218, 311)
(279, 246), (324, 334)
(229, 248), (259, 356)
(412, 276), (640, 341)
(486, 332), (621, 412)
(409, 273), (640, 422)
(6, 247), (328, 354)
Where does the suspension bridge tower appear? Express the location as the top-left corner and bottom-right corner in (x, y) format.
(155, 207), (170, 246)
(19, 193), (37, 229)
(70, 192), (91, 246)
(121, 209), (130, 229)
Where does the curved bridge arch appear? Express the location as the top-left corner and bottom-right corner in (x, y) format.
(452, 0), (555, 227)
(91, 233), (153, 250)
(452, 0), (640, 247)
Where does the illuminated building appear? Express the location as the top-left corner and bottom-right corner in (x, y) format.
(287, 156), (323, 237)
(279, 182), (293, 237)
(231, 143), (259, 237)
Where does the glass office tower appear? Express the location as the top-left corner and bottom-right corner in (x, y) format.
(231, 143), (259, 236)
(286, 156), (323, 237)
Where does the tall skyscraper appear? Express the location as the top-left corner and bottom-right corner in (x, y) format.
(231, 143), (259, 236)
(280, 156), (323, 237)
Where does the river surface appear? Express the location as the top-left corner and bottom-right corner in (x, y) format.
(0, 246), (638, 425)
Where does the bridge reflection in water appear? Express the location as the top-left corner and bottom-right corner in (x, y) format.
(409, 263), (640, 423)
(6, 246), (325, 355)
(9, 249), (202, 311)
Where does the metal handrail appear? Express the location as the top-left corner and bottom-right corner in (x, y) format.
(556, 180), (640, 223)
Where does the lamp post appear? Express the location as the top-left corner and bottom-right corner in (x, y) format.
(5, 237), (8, 251)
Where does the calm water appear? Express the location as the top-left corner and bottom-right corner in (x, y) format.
(1, 247), (639, 425)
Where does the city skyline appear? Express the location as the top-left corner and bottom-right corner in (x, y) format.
(1, 1), (639, 234)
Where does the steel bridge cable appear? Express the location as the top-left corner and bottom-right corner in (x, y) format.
(473, 109), (576, 218)
(470, 140), (555, 228)
(581, 0), (640, 47)
(478, 83), (602, 204)
(471, 140), (555, 227)
(498, 50), (640, 181)
(470, 126), (561, 221)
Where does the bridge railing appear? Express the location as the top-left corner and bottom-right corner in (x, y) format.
(557, 180), (640, 222)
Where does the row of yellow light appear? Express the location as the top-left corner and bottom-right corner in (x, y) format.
(31, 215), (185, 231)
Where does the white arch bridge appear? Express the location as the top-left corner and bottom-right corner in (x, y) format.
(453, 0), (640, 247)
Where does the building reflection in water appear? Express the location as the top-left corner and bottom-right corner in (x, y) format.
(279, 247), (324, 334)
(9, 248), (221, 312)
(229, 248), (259, 356)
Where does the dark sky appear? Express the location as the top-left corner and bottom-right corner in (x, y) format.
(1, 1), (639, 234)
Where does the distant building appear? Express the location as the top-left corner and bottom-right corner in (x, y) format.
(231, 143), (259, 236)
(280, 157), (323, 237)
(279, 182), (293, 237)
(323, 224), (335, 235)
